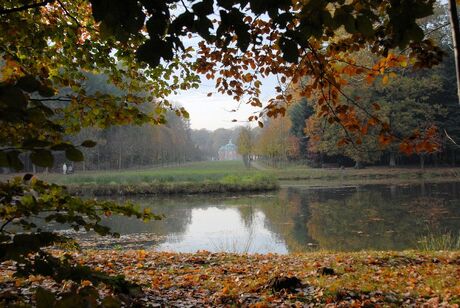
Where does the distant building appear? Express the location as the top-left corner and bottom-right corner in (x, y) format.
(218, 139), (238, 160)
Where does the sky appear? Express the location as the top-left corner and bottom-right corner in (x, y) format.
(166, 5), (280, 131)
(166, 1), (451, 131)
(168, 74), (279, 131)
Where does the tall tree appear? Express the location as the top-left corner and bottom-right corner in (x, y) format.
(236, 127), (253, 168)
(448, 0), (460, 104)
(288, 98), (313, 160)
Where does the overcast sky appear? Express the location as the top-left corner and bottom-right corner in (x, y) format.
(168, 74), (278, 131)
(167, 1), (448, 131)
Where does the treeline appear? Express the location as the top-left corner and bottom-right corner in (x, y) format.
(240, 4), (460, 169)
(73, 112), (201, 170)
(7, 70), (248, 173)
(76, 121), (248, 170)
(16, 121), (251, 173)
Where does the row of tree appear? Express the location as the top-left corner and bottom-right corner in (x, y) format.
(237, 5), (460, 169)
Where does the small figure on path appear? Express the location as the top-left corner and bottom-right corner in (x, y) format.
(62, 163), (67, 175)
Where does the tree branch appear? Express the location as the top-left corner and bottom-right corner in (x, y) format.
(0, 218), (14, 233)
(448, 0), (460, 105)
(56, 0), (82, 28)
(31, 98), (72, 102)
(0, 0), (54, 15)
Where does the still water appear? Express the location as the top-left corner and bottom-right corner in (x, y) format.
(100, 181), (460, 253)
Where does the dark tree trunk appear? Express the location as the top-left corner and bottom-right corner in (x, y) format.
(118, 145), (122, 170)
(389, 152), (396, 167)
(448, 0), (460, 104)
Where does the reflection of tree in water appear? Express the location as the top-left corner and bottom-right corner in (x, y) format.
(100, 196), (200, 243)
(97, 182), (460, 252)
(306, 183), (460, 251)
(251, 188), (319, 252)
(103, 194), (285, 248)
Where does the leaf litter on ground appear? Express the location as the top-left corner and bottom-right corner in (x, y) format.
(0, 250), (459, 307)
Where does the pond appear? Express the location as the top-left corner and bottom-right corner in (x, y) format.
(92, 181), (460, 253)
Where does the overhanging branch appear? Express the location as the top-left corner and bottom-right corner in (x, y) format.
(0, 0), (55, 15)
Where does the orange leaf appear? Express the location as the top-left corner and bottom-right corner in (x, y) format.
(382, 75), (389, 85)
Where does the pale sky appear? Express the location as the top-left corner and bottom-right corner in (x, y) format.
(167, 1), (450, 131)
(169, 75), (279, 130)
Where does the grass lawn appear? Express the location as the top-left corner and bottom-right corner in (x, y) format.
(3, 161), (460, 194)
(36, 161), (264, 185)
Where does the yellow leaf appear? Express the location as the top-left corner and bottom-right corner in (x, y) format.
(382, 75), (389, 85)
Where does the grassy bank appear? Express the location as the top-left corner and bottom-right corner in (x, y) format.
(268, 164), (460, 181)
(28, 161), (277, 195)
(40, 161), (258, 185)
(3, 161), (460, 195)
(1, 250), (459, 306)
(68, 174), (278, 196)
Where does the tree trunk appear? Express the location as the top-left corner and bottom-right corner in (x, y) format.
(243, 154), (250, 168)
(97, 149), (100, 170)
(452, 149), (456, 166)
(448, 0), (460, 104)
(118, 145), (122, 170)
(354, 160), (363, 169)
(390, 185), (397, 198)
(420, 154), (425, 169)
(389, 152), (396, 167)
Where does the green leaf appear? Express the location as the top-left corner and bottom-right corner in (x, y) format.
(0, 86), (28, 109)
(356, 15), (374, 38)
(17, 75), (41, 93)
(51, 143), (74, 151)
(7, 151), (24, 170)
(280, 37), (299, 63)
(30, 150), (54, 167)
(23, 173), (34, 181)
(23, 139), (52, 148)
(343, 15), (356, 34)
(0, 151), (8, 167)
(38, 85), (55, 98)
(65, 148), (84, 162)
(81, 140), (97, 148)
(407, 24), (424, 43)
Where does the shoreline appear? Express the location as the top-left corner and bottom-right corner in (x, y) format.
(66, 181), (279, 196)
(3, 162), (460, 196)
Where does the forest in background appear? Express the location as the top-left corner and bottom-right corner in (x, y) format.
(9, 3), (460, 173)
(241, 4), (460, 169)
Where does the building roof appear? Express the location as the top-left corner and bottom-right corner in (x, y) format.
(218, 139), (237, 152)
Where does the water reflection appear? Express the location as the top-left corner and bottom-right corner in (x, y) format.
(102, 182), (460, 253)
(155, 208), (287, 254)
